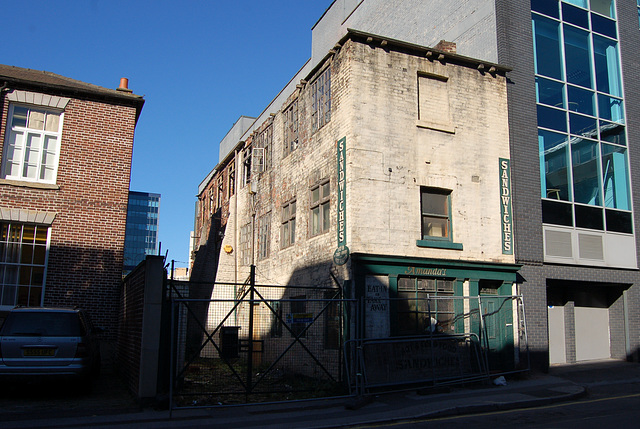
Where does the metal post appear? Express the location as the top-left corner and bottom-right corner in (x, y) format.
(246, 264), (256, 400)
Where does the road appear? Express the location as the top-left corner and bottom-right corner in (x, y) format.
(348, 381), (640, 429)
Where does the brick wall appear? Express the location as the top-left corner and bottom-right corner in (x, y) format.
(0, 93), (137, 339)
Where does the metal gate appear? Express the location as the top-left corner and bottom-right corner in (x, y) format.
(168, 270), (354, 411)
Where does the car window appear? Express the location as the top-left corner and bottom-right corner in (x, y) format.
(0, 312), (84, 336)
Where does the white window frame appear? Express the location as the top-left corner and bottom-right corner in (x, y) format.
(2, 104), (64, 184)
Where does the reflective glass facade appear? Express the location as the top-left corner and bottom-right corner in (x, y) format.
(532, 0), (632, 234)
(124, 191), (160, 274)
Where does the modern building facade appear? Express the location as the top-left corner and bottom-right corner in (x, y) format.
(124, 191), (160, 274)
(0, 65), (144, 341)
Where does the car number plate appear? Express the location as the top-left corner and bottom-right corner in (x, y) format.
(23, 348), (55, 357)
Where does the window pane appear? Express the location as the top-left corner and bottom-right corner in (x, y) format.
(542, 199), (573, 226)
(567, 85), (594, 116)
(571, 138), (601, 206)
(591, 13), (616, 38)
(312, 207), (319, 234)
(606, 209), (633, 234)
(422, 216), (448, 238)
(27, 110), (45, 130)
(598, 94), (624, 123)
(532, 0), (560, 18)
(564, 0), (587, 8)
(537, 105), (567, 132)
(570, 113), (597, 138)
(322, 202), (330, 231)
(290, 218), (295, 244)
(312, 187), (320, 204)
(601, 144), (630, 210)
(536, 77), (565, 107)
(45, 112), (60, 132)
(533, 15), (563, 79)
(539, 129), (571, 201)
(599, 121), (625, 146)
(562, 2), (588, 28)
(11, 106), (28, 128)
(594, 36), (622, 97)
(590, 0), (614, 18)
(421, 192), (448, 216)
(575, 204), (603, 230)
(322, 182), (330, 198)
(564, 24), (593, 89)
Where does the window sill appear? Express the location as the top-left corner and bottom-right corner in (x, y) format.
(416, 239), (463, 250)
(0, 179), (60, 190)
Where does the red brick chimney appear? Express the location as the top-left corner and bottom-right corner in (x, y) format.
(435, 40), (457, 54)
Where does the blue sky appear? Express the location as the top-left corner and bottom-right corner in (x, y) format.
(4, 0), (334, 268)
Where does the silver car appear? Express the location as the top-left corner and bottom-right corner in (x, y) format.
(0, 307), (101, 385)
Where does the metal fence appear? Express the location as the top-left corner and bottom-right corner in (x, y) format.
(168, 277), (353, 410)
(168, 281), (528, 410)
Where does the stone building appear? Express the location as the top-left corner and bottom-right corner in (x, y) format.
(296, 0), (640, 368)
(0, 65), (144, 345)
(193, 21), (521, 373)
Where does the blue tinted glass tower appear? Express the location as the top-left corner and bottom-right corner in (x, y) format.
(124, 191), (160, 274)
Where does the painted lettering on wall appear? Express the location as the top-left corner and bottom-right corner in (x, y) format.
(337, 137), (347, 246)
(403, 266), (447, 276)
(365, 275), (390, 338)
(500, 158), (514, 255)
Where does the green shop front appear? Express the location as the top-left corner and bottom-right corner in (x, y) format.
(350, 253), (523, 378)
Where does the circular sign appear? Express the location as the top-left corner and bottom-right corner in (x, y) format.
(333, 245), (350, 266)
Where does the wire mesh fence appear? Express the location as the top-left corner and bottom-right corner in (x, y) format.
(169, 280), (353, 408)
(168, 280), (528, 408)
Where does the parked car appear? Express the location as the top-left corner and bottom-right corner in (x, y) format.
(0, 307), (101, 386)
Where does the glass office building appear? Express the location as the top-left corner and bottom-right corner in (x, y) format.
(124, 191), (160, 274)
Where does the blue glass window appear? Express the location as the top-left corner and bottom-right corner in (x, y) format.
(538, 105), (567, 132)
(533, 14), (564, 79)
(570, 113), (597, 138)
(600, 120), (625, 146)
(536, 77), (565, 107)
(532, 0), (560, 18)
(567, 85), (594, 115)
(592, 13), (617, 38)
(571, 138), (601, 206)
(598, 94), (624, 123)
(564, 24), (593, 88)
(562, 2), (588, 28)
(601, 144), (630, 210)
(593, 35), (622, 97)
(540, 129), (571, 201)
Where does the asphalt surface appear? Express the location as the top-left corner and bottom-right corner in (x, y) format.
(1, 359), (639, 428)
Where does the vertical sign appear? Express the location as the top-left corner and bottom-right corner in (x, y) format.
(334, 137), (349, 265)
(500, 158), (513, 255)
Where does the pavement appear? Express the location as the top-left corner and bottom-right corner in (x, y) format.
(1, 359), (639, 428)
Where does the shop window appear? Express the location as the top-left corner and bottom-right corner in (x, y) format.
(396, 277), (455, 336)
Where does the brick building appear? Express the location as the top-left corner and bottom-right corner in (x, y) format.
(0, 65), (144, 342)
(193, 22), (522, 372)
